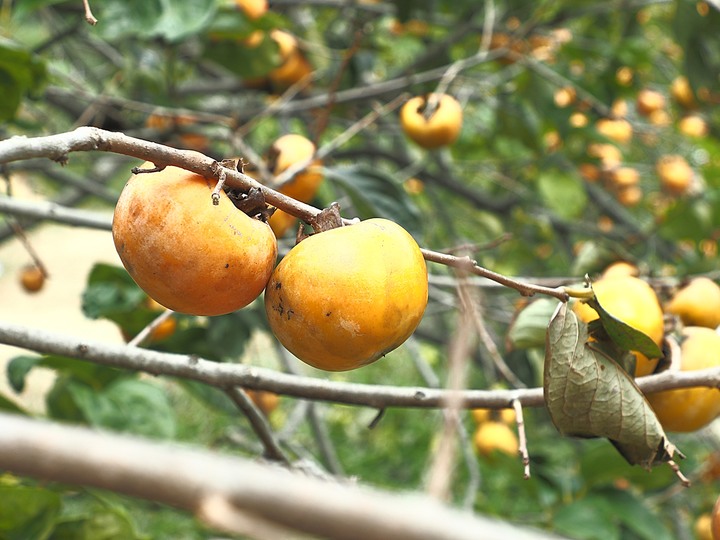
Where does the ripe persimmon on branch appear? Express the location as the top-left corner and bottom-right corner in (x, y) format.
(0, 127), (568, 301)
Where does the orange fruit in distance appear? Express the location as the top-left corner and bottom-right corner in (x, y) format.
(246, 389), (280, 416)
(678, 114), (709, 138)
(596, 118), (633, 144)
(19, 265), (45, 293)
(712, 495), (720, 540)
(636, 88), (666, 116)
(400, 93), (463, 149)
(235, 0), (268, 20)
(268, 30), (312, 88)
(112, 159), (277, 316)
(267, 134), (323, 238)
(573, 276), (664, 377)
(601, 261), (639, 279)
(696, 514), (714, 540)
(671, 76), (697, 109)
(647, 327), (720, 432)
(473, 421), (519, 458)
(471, 408), (517, 425)
(666, 277), (720, 329)
(264, 219), (428, 371)
(656, 154), (693, 195)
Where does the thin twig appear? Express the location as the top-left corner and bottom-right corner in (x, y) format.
(512, 398), (531, 479)
(275, 343), (344, 475)
(127, 309), (174, 347)
(82, 0), (98, 25)
(5, 219), (50, 278)
(421, 249), (570, 302)
(424, 0), (496, 119)
(425, 272), (475, 501)
(224, 387), (292, 465)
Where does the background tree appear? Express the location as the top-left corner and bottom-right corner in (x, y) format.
(0, 0), (719, 538)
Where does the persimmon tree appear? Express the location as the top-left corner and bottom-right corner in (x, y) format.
(1, 1), (719, 539)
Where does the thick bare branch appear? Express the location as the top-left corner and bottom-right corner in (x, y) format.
(2, 322), (719, 410)
(0, 127), (320, 222)
(0, 321), (543, 408)
(0, 412), (567, 540)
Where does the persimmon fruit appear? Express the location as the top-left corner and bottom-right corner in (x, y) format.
(400, 93), (463, 149)
(636, 88), (666, 116)
(473, 421), (519, 458)
(647, 327), (720, 432)
(471, 408), (517, 425)
(235, 0), (268, 19)
(656, 154), (693, 195)
(264, 218), (428, 371)
(266, 133), (323, 238)
(112, 160), (277, 316)
(573, 276), (664, 377)
(19, 265), (45, 293)
(246, 389), (280, 416)
(268, 30), (312, 88)
(666, 277), (720, 329)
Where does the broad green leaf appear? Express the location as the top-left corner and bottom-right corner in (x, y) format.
(544, 302), (683, 471)
(0, 41), (47, 121)
(6, 355), (41, 393)
(537, 170), (588, 220)
(82, 263), (147, 321)
(204, 32), (282, 78)
(68, 379), (176, 439)
(552, 495), (620, 540)
(0, 393), (25, 414)
(0, 485), (61, 540)
(506, 298), (560, 350)
(603, 489), (673, 540)
(40, 355), (126, 390)
(50, 507), (146, 540)
(325, 165), (423, 237)
(46, 376), (87, 423)
(579, 440), (674, 491)
(96, 0), (217, 42)
(584, 290), (663, 360)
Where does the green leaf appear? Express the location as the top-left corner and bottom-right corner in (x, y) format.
(537, 170), (588, 219)
(68, 379), (176, 439)
(579, 440), (674, 491)
(6, 355), (42, 393)
(507, 298), (560, 350)
(204, 32), (281, 78)
(0, 40), (47, 121)
(0, 393), (25, 414)
(585, 292), (663, 360)
(325, 165), (423, 237)
(603, 489), (673, 540)
(177, 380), (238, 415)
(40, 355), (126, 390)
(0, 485), (61, 540)
(46, 376), (87, 423)
(544, 302), (683, 471)
(96, 0), (217, 42)
(552, 495), (620, 540)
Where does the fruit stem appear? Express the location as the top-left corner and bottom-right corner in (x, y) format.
(562, 285), (595, 300)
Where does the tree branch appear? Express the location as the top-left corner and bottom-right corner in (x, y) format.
(1, 322), (719, 410)
(0, 412), (567, 540)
